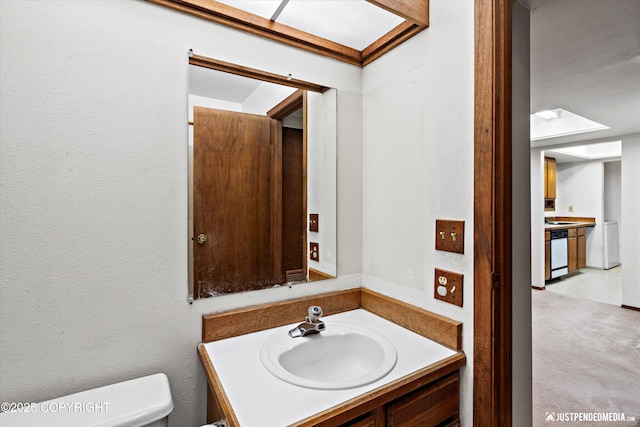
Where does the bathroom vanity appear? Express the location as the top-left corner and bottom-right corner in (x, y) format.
(198, 289), (465, 426)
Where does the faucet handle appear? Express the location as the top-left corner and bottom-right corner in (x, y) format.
(307, 306), (323, 323)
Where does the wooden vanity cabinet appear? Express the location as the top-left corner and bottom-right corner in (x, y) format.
(340, 372), (460, 427)
(200, 289), (465, 427)
(386, 372), (459, 426)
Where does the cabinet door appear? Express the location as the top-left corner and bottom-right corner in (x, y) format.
(568, 236), (577, 272)
(545, 240), (551, 280)
(345, 415), (377, 427)
(387, 374), (459, 427)
(577, 234), (587, 269)
(544, 158), (549, 199)
(343, 408), (384, 427)
(546, 157), (557, 199)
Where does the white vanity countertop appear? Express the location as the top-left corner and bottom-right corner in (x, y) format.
(203, 308), (458, 427)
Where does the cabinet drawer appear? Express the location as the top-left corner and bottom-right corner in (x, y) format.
(387, 373), (459, 427)
(568, 228), (577, 237)
(577, 227), (585, 237)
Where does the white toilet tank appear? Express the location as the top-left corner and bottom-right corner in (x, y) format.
(0, 373), (173, 427)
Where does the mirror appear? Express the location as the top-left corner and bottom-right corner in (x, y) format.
(188, 55), (337, 300)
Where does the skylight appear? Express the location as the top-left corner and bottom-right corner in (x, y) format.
(215, 0), (282, 19)
(215, 0), (405, 50)
(276, 0), (404, 50)
(548, 141), (622, 160)
(530, 108), (609, 141)
(149, 0), (428, 66)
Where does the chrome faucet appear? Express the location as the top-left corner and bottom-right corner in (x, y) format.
(288, 306), (325, 338)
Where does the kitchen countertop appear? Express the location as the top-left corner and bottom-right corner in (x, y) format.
(545, 216), (596, 231)
(201, 309), (462, 427)
(545, 221), (596, 231)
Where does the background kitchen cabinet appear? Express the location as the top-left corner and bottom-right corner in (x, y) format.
(567, 227), (586, 272)
(568, 228), (577, 272)
(577, 228), (586, 269)
(545, 231), (551, 280)
(544, 157), (556, 211)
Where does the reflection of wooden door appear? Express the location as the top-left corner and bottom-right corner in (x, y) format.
(281, 128), (305, 282)
(193, 107), (278, 297)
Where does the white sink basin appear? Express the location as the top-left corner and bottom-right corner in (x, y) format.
(260, 322), (397, 390)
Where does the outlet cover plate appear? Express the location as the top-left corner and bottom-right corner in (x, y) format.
(310, 242), (319, 261)
(434, 268), (463, 307)
(435, 219), (464, 254)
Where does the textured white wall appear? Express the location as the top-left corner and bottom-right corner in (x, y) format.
(307, 90), (338, 276)
(621, 134), (640, 308)
(361, 1), (475, 423)
(604, 161), (622, 229)
(0, 1), (362, 426)
(531, 149), (547, 288)
(512, 3), (532, 423)
(556, 161), (605, 267)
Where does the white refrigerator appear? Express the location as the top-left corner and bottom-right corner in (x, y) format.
(604, 221), (620, 269)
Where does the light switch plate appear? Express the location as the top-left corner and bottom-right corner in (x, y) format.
(434, 268), (463, 307)
(435, 219), (465, 254)
(309, 213), (319, 232)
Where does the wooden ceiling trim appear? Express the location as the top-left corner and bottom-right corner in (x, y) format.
(365, 0), (429, 27)
(189, 54), (329, 94)
(147, 0), (429, 67)
(361, 21), (426, 66)
(148, 0), (362, 65)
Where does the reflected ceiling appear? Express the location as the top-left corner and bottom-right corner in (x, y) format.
(189, 64), (261, 102)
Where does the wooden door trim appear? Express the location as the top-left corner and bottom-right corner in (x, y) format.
(189, 54), (329, 93)
(271, 119), (283, 285)
(267, 90), (304, 120)
(267, 90), (308, 283)
(301, 92), (309, 279)
(474, 0), (513, 425)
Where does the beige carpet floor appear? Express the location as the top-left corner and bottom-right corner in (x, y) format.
(532, 290), (640, 426)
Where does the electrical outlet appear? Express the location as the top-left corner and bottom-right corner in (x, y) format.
(434, 268), (463, 307)
(309, 242), (319, 262)
(435, 219), (464, 254)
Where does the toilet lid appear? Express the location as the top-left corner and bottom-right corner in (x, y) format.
(0, 373), (173, 427)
